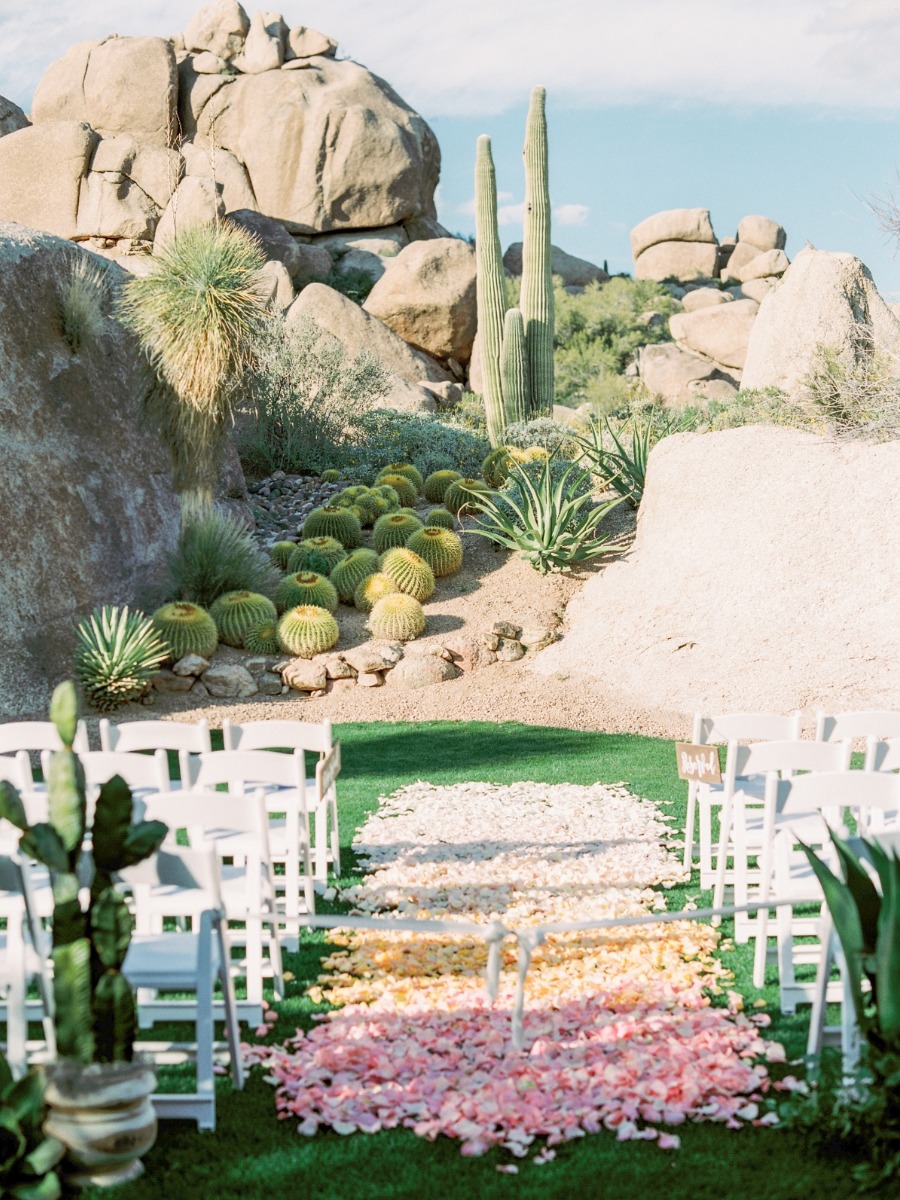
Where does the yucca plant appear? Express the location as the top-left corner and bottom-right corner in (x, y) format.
(167, 509), (279, 609)
(74, 606), (168, 712)
(118, 222), (269, 513)
(471, 459), (624, 574)
(0, 1051), (64, 1199)
(59, 254), (110, 353)
(575, 411), (692, 510)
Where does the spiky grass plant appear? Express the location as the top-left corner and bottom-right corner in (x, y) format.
(244, 619), (282, 656)
(118, 222), (269, 510)
(423, 469), (463, 503)
(353, 572), (401, 612)
(376, 463), (424, 493)
(168, 509), (279, 609)
(406, 527), (463, 577)
(426, 508), (456, 530)
(374, 474), (416, 507)
(270, 541), (299, 571)
(278, 605), (339, 658)
(288, 537), (347, 575)
(74, 605), (168, 711)
(368, 593), (426, 642)
(275, 571), (338, 614)
(444, 477), (489, 516)
(209, 590), (278, 647)
(59, 254), (110, 352)
(330, 549), (380, 603)
(151, 601), (219, 661)
(379, 547), (435, 602)
(373, 512), (424, 554)
(302, 505), (362, 548)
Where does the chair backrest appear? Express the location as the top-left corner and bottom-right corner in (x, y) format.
(78, 749), (171, 794)
(815, 711), (900, 743)
(0, 750), (31, 791)
(864, 737), (900, 773)
(121, 843), (224, 911)
(185, 749), (306, 794)
(694, 711), (802, 746)
(222, 718), (333, 755)
(100, 718), (212, 756)
(0, 720), (89, 756)
(730, 739), (851, 783)
(775, 771), (900, 822)
(137, 789), (272, 859)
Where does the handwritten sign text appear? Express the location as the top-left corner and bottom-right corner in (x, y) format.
(675, 742), (722, 784)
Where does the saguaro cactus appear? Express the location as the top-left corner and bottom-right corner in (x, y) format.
(474, 134), (508, 446)
(521, 85), (554, 417)
(500, 307), (530, 425)
(0, 682), (167, 1062)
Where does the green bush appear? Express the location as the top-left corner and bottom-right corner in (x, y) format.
(322, 267), (377, 305)
(237, 316), (390, 477)
(576, 409), (694, 509)
(502, 417), (581, 458)
(336, 409), (491, 481)
(59, 254), (111, 352)
(167, 509), (279, 608)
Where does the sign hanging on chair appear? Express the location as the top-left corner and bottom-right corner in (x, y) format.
(675, 743), (722, 784)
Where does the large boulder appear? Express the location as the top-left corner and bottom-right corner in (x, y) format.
(286, 282), (452, 410)
(0, 96), (29, 137)
(180, 140), (257, 213)
(226, 208), (305, 281)
(77, 136), (182, 241)
(0, 122), (97, 239)
(630, 208), (716, 259)
(638, 343), (721, 406)
(633, 241), (718, 283)
(742, 248), (900, 394)
(502, 242), (609, 287)
(534, 426), (900, 717)
(183, 1), (250, 60)
(737, 215), (786, 252)
(193, 58), (439, 232)
(31, 36), (178, 148)
(363, 238), (477, 363)
(668, 298), (759, 371)
(153, 176), (225, 251)
(0, 223), (181, 715)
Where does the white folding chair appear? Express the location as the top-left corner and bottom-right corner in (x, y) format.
(99, 719), (212, 788)
(0, 854), (55, 1077)
(137, 790), (284, 1015)
(123, 845), (245, 1132)
(752, 772), (900, 1012)
(186, 750), (315, 949)
(815, 710), (900, 745)
(222, 719), (341, 882)
(711, 739), (850, 939)
(863, 738), (900, 832)
(0, 720), (90, 789)
(61, 750), (171, 800)
(684, 711), (802, 880)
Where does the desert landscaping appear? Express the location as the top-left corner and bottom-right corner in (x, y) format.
(0, 3), (898, 1198)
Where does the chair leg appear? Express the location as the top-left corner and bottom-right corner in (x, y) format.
(838, 947), (861, 1082)
(711, 793), (734, 925)
(776, 901), (797, 1014)
(329, 793), (341, 878)
(684, 782), (697, 873)
(217, 922), (245, 1092)
(808, 918), (834, 1058)
(5, 918), (27, 1078)
(314, 803), (328, 883)
(196, 913), (216, 1133)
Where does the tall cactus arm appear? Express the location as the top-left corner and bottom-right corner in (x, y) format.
(500, 307), (530, 426)
(521, 85), (554, 417)
(474, 134), (509, 447)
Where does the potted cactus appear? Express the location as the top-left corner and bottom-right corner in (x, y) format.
(0, 682), (167, 1188)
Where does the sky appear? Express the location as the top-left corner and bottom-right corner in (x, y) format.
(2, 0), (900, 293)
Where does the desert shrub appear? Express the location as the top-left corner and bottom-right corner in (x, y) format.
(167, 509), (279, 608)
(577, 409), (695, 509)
(443, 391), (489, 436)
(323, 267), (377, 305)
(59, 254), (112, 351)
(336, 409), (490, 482)
(502, 416), (581, 459)
(799, 341), (900, 441)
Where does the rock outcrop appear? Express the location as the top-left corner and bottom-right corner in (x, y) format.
(741, 248), (900, 394)
(502, 242), (609, 288)
(0, 223), (181, 714)
(534, 425), (900, 717)
(0, 95), (29, 137)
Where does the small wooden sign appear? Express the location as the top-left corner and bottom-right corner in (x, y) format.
(675, 742), (722, 784)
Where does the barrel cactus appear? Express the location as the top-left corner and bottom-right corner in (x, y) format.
(302, 505), (362, 548)
(320, 469), (340, 483)
(275, 571), (338, 614)
(376, 463), (424, 494)
(406, 527), (464, 577)
(380, 547), (435, 602)
(278, 605), (340, 658)
(372, 483), (401, 509)
(426, 508), (456, 530)
(373, 512), (425, 554)
(444, 477), (489, 516)
(330, 548), (380, 604)
(374, 474), (416, 508)
(74, 605), (167, 712)
(354, 571), (401, 612)
(152, 601), (218, 661)
(270, 540), (298, 571)
(210, 590), (278, 647)
(482, 447), (515, 489)
(368, 593), (426, 642)
(288, 537), (347, 575)
(424, 469), (463, 503)
(244, 619), (282, 656)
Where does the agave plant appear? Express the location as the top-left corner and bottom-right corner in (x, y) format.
(0, 1051), (64, 1199)
(74, 606), (168, 712)
(470, 459), (624, 574)
(576, 411), (693, 509)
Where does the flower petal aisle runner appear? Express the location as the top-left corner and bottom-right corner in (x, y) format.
(248, 781), (780, 1158)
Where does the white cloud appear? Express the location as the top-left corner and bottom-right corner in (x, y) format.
(457, 196), (589, 228)
(497, 201), (525, 226)
(554, 203), (589, 227)
(2, 0), (900, 114)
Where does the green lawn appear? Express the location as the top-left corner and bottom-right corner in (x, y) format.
(86, 722), (887, 1200)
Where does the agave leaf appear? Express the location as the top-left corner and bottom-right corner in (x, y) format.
(874, 843), (900, 1044)
(4, 1072), (44, 1125)
(0, 1109), (27, 1174)
(833, 835), (881, 955)
(11, 1172), (63, 1200)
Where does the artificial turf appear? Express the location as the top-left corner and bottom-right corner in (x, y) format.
(83, 721), (888, 1200)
